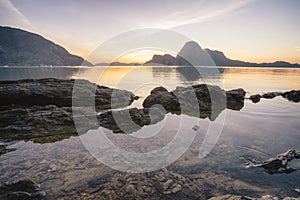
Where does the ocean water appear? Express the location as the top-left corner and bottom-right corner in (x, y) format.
(0, 66), (300, 198)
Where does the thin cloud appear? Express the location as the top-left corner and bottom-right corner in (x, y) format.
(0, 0), (34, 29)
(161, 0), (255, 29)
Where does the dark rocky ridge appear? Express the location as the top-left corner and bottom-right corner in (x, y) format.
(0, 78), (138, 142)
(143, 85), (245, 120)
(145, 41), (300, 67)
(0, 78), (137, 110)
(0, 26), (92, 66)
(249, 90), (300, 103)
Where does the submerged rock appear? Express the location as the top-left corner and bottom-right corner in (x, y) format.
(0, 180), (43, 200)
(245, 149), (300, 174)
(97, 168), (204, 200)
(98, 107), (165, 133)
(0, 105), (77, 142)
(209, 194), (300, 200)
(0, 144), (16, 156)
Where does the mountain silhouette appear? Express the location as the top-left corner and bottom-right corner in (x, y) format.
(145, 41), (299, 67)
(0, 26), (92, 66)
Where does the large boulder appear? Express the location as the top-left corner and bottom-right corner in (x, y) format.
(0, 78), (138, 110)
(282, 90), (300, 102)
(143, 84), (245, 120)
(226, 88), (246, 110)
(0, 78), (138, 142)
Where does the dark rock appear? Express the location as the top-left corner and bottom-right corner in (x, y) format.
(98, 107), (165, 133)
(250, 90), (300, 103)
(143, 87), (179, 111)
(0, 105), (77, 142)
(226, 89), (246, 110)
(282, 90), (300, 102)
(209, 194), (300, 200)
(261, 92), (281, 99)
(246, 149), (300, 174)
(97, 168), (205, 199)
(0, 144), (16, 156)
(0, 78), (138, 141)
(143, 84), (245, 121)
(0, 180), (42, 200)
(249, 94), (261, 103)
(0, 78), (138, 111)
(150, 86), (169, 94)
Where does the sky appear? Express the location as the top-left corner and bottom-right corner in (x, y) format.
(0, 0), (300, 64)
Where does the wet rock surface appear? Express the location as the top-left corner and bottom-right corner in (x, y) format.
(0, 180), (43, 200)
(209, 194), (300, 200)
(99, 85), (246, 133)
(0, 144), (16, 156)
(0, 80), (247, 137)
(143, 84), (245, 120)
(250, 90), (300, 103)
(245, 149), (300, 174)
(0, 78), (138, 110)
(0, 78), (138, 142)
(226, 88), (246, 110)
(98, 107), (165, 133)
(97, 168), (201, 200)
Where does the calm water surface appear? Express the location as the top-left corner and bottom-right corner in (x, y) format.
(0, 66), (299, 198)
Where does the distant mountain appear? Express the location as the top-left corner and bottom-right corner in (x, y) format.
(0, 26), (92, 66)
(145, 41), (300, 67)
(95, 61), (141, 66)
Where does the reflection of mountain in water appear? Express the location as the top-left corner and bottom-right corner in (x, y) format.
(175, 67), (225, 82)
(0, 67), (79, 81)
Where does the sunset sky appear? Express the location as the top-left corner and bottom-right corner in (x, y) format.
(1, 0), (300, 64)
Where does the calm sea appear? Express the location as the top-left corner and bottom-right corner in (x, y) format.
(0, 66), (299, 198)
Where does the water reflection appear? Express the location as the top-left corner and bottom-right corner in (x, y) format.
(0, 66), (79, 80)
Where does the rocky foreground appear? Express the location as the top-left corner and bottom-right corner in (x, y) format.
(0, 78), (247, 140)
(0, 78), (137, 142)
(0, 79), (300, 199)
(1, 78), (299, 141)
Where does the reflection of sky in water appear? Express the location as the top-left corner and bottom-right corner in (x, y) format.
(1, 66), (300, 96)
(0, 66), (300, 196)
(1, 97), (300, 196)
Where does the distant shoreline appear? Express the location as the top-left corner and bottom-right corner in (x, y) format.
(1, 65), (300, 69)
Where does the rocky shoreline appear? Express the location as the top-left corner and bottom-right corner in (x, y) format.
(0, 78), (247, 140)
(1, 78), (300, 141)
(249, 90), (300, 103)
(0, 78), (300, 199)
